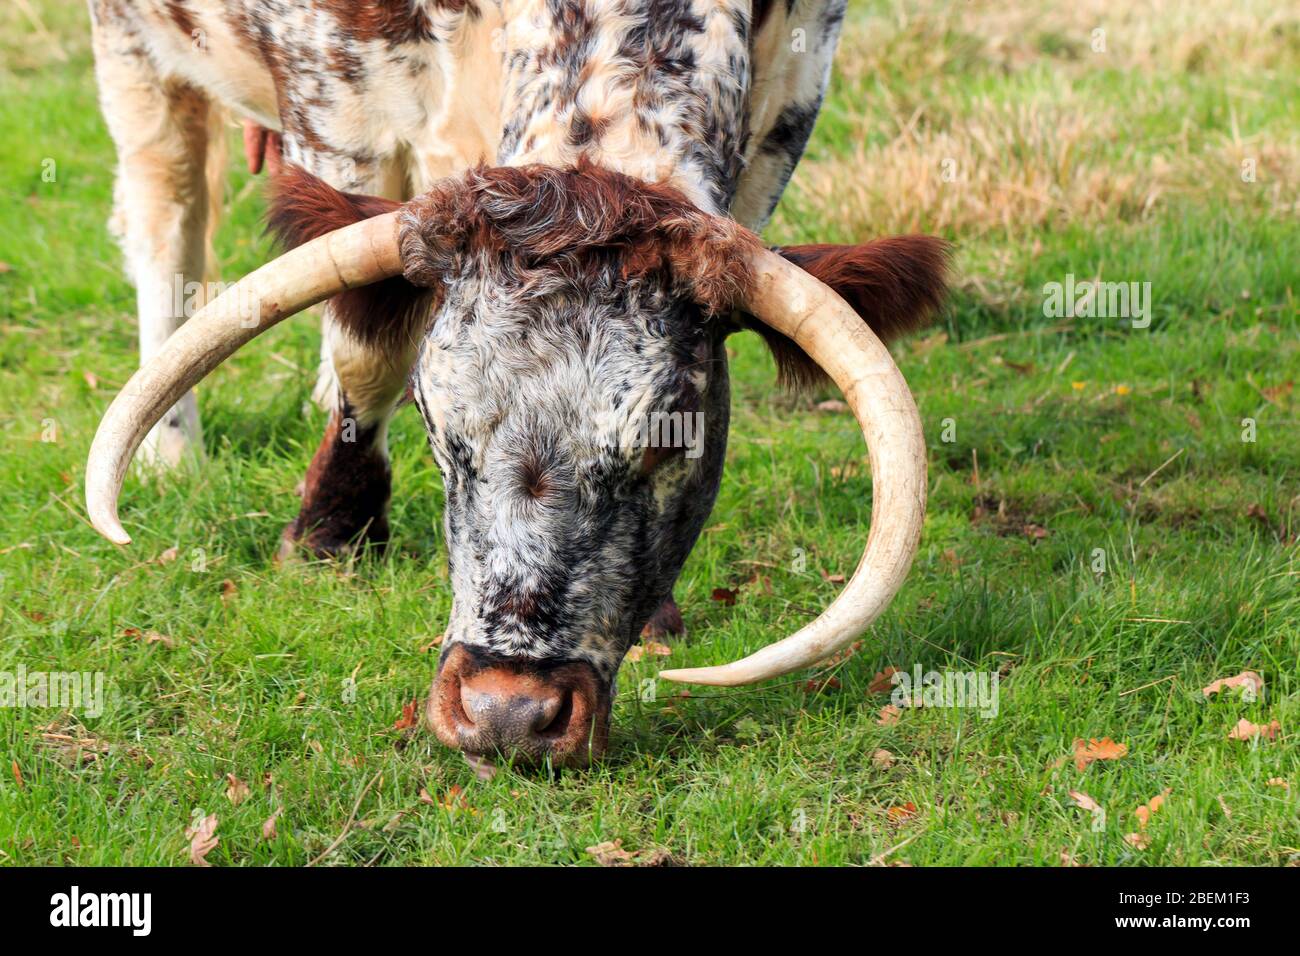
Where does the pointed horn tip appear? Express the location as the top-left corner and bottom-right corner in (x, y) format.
(89, 508), (131, 546)
(657, 666), (748, 687)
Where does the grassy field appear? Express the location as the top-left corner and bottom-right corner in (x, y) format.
(0, 0), (1296, 866)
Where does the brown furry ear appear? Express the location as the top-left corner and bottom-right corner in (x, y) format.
(267, 165), (430, 355)
(743, 235), (951, 389)
(267, 164), (401, 245)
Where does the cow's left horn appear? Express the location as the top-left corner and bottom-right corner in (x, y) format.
(85, 212), (403, 545)
(658, 247), (927, 686)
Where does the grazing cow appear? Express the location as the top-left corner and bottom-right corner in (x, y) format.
(86, 0), (948, 765)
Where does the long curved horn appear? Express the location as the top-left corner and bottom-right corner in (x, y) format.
(86, 212), (402, 545)
(658, 248), (928, 686)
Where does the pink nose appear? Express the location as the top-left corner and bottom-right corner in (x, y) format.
(459, 678), (568, 743)
(428, 644), (608, 766)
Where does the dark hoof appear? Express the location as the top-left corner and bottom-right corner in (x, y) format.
(277, 408), (392, 563)
(276, 517), (389, 563)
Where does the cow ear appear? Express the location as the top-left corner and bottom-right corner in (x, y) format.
(741, 236), (951, 389)
(267, 166), (430, 355)
(267, 164), (403, 245)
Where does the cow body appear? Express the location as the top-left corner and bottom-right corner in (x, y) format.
(93, 1), (930, 766)
(93, 1), (841, 211)
(91, 0), (845, 437)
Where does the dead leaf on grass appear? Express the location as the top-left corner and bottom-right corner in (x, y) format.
(584, 839), (674, 866)
(710, 587), (738, 606)
(421, 784), (476, 814)
(1228, 718), (1280, 741)
(886, 802), (918, 824)
(225, 774), (251, 806)
(868, 666), (901, 695)
(803, 676), (841, 693)
(625, 641), (672, 662)
(393, 700), (419, 730)
(1202, 671), (1264, 699)
(1134, 788), (1171, 829)
(876, 704), (902, 726)
(123, 627), (177, 649)
(185, 813), (219, 866)
(261, 808), (283, 841)
(1069, 790), (1102, 813)
(1072, 737), (1128, 771)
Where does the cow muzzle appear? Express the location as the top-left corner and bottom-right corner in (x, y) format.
(428, 644), (609, 767)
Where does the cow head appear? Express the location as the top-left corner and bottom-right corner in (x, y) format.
(85, 163), (947, 767)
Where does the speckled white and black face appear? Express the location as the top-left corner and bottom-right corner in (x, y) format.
(411, 266), (731, 688)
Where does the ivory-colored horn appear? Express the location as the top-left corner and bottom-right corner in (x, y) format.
(658, 248), (927, 686)
(85, 212), (402, 545)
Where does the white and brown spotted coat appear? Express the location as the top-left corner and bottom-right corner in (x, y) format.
(93, 0), (843, 232)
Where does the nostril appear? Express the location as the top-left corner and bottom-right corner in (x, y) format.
(532, 690), (571, 739)
(456, 682), (480, 729)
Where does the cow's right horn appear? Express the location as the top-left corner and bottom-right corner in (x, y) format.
(85, 212), (403, 545)
(658, 244), (930, 687)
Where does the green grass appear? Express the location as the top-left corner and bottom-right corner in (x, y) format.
(1, 1), (1296, 866)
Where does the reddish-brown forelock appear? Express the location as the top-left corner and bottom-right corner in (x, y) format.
(397, 160), (762, 314)
(268, 162), (761, 359)
(266, 163), (949, 389)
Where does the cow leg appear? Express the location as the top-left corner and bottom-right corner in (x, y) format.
(276, 152), (414, 560)
(246, 117), (419, 560)
(280, 283), (414, 561)
(91, 12), (224, 466)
